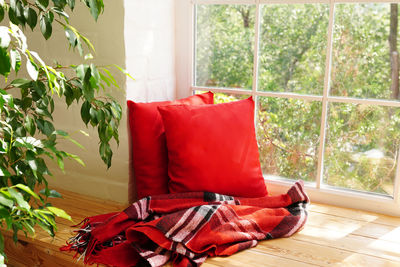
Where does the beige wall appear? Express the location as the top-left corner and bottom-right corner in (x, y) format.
(30, 0), (130, 204)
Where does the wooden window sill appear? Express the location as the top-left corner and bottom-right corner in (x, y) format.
(2, 189), (400, 266)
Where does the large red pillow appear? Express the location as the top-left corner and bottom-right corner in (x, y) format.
(127, 92), (214, 202)
(158, 97), (267, 198)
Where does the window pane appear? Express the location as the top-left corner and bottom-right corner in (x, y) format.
(258, 4), (329, 95)
(214, 92), (250, 104)
(324, 103), (400, 196)
(331, 3), (400, 101)
(195, 5), (255, 89)
(257, 97), (322, 182)
(194, 91), (250, 103)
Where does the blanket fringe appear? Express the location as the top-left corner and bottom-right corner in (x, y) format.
(60, 217), (98, 264)
(60, 214), (129, 265)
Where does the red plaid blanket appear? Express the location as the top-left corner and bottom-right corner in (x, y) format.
(61, 180), (309, 267)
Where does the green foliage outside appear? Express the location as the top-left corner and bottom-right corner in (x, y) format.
(0, 0), (125, 262)
(196, 4), (400, 196)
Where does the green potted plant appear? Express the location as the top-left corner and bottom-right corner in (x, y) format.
(0, 0), (125, 263)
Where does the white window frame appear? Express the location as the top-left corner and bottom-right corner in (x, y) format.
(175, 0), (400, 216)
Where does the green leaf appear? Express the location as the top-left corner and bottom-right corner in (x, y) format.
(24, 8), (38, 31)
(25, 116), (36, 135)
(0, 232), (4, 255)
(33, 81), (46, 96)
(101, 68), (119, 88)
(39, 120), (55, 136)
(64, 27), (77, 47)
(80, 101), (90, 125)
(3, 94), (14, 108)
(22, 97), (32, 110)
(26, 60), (39, 80)
(99, 142), (112, 168)
(14, 137), (42, 150)
(52, 0), (67, 9)
(4, 214), (12, 230)
(0, 207), (10, 222)
(75, 64), (87, 80)
(11, 78), (31, 88)
(97, 109), (105, 123)
(0, 48), (10, 77)
(0, 6), (4, 23)
(10, 0), (17, 13)
(10, 49), (21, 73)
(80, 130), (89, 137)
(47, 11), (54, 23)
(66, 0), (75, 10)
(78, 31), (94, 53)
(36, 221), (54, 236)
(0, 166), (11, 177)
(114, 64), (134, 81)
(84, 53), (93, 60)
(26, 151), (38, 172)
(14, 184), (40, 200)
(0, 26), (10, 49)
(35, 107), (53, 120)
(36, 157), (50, 176)
(89, 107), (98, 125)
(90, 63), (100, 88)
(15, 1), (25, 25)
(66, 135), (84, 149)
(21, 221), (35, 236)
(88, 0), (99, 21)
(52, 7), (69, 19)
(8, 188), (30, 210)
(99, 71), (111, 87)
(0, 194), (13, 208)
(56, 153), (64, 171)
(67, 153), (85, 166)
(55, 129), (68, 136)
(39, 188), (62, 198)
(83, 83), (94, 101)
(64, 85), (75, 106)
(40, 14), (52, 40)
(8, 7), (20, 25)
(12, 223), (21, 243)
(47, 206), (71, 220)
(37, 0), (49, 9)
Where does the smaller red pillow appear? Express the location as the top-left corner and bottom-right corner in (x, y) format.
(158, 97), (267, 198)
(127, 92), (214, 202)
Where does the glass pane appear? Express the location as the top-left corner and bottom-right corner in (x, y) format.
(257, 97), (322, 182)
(194, 91), (250, 104)
(331, 3), (400, 101)
(258, 4), (329, 95)
(324, 103), (400, 196)
(195, 5), (255, 89)
(214, 92), (250, 104)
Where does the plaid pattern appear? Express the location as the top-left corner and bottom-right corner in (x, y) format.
(61, 180), (309, 267)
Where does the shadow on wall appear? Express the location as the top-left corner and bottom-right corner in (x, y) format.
(23, 0), (129, 203)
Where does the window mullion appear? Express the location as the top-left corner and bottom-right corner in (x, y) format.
(393, 147), (400, 203)
(316, 0), (335, 189)
(252, 1), (261, 123)
(190, 3), (196, 95)
(252, 1), (261, 95)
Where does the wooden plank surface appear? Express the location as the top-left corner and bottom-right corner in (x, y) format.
(3, 189), (400, 266)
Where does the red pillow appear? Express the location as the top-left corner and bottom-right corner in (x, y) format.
(127, 92), (214, 202)
(158, 97), (267, 198)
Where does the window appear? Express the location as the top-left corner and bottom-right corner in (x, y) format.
(176, 0), (400, 215)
